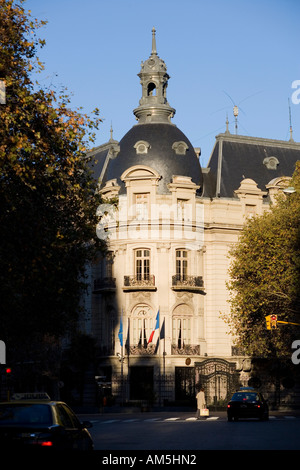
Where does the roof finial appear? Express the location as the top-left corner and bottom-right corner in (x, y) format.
(225, 113), (230, 134)
(151, 27), (157, 56)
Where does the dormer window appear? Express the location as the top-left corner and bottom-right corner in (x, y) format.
(134, 193), (149, 220)
(134, 140), (151, 155)
(263, 156), (279, 170)
(172, 141), (189, 155)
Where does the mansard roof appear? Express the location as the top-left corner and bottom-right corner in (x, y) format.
(89, 122), (202, 195)
(203, 133), (300, 199)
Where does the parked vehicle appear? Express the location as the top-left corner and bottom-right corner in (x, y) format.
(0, 393), (93, 449)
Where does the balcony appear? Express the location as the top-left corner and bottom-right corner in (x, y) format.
(123, 275), (156, 291)
(171, 344), (201, 355)
(129, 344), (157, 355)
(93, 277), (116, 293)
(172, 275), (204, 293)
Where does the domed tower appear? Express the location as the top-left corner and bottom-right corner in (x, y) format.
(133, 27), (175, 124)
(101, 27), (202, 195)
(91, 29), (205, 407)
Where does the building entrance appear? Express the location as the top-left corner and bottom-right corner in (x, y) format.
(195, 359), (240, 407)
(175, 366), (195, 406)
(130, 366), (154, 401)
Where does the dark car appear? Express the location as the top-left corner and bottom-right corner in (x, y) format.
(227, 388), (269, 421)
(0, 394), (94, 449)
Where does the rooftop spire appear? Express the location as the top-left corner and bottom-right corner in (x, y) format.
(133, 28), (175, 124)
(225, 113), (230, 134)
(151, 27), (157, 55)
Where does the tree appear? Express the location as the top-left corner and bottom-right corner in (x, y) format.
(224, 163), (300, 358)
(0, 0), (103, 361)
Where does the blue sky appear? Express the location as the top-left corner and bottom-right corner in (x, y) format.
(25, 0), (300, 167)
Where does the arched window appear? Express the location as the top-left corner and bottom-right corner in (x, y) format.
(131, 304), (153, 346)
(172, 304), (192, 347)
(147, 82), (157, 96)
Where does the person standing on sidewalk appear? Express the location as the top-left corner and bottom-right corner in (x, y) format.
(195, 387), (206, 419)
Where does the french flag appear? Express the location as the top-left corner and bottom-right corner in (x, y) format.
(148, 310), (159, 344)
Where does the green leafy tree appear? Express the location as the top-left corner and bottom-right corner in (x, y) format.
(224, 163), (300, 358)
(0, 0), (103, 361)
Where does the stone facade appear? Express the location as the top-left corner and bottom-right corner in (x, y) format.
(81, 30), (300, 408)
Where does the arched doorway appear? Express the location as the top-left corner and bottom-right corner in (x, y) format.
(195, 359), (240, 407)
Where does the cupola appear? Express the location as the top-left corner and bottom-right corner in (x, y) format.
(133, 28), (176, 124)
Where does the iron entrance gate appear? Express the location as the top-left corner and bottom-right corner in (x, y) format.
(195, 359), (240, 407)
(175, 367), (195, 405)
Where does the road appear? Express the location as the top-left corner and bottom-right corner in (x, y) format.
(79, 410), (300, 451)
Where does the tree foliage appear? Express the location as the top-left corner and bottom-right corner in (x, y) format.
(0, 0), (103, 358)
(224, 163), (300, 358)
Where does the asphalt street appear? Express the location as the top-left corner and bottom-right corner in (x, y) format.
(79, 409), (300, 451)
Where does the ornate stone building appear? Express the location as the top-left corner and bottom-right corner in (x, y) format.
(83, 29), (300, 408)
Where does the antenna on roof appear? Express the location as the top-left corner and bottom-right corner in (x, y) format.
(288, 98), (294, 142)
(222, 89), (263, 135)
(223, 91), (240, 134)
(233, 105), (239, 135)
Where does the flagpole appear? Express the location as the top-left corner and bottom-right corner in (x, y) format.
(121, 311), (124, 407)
(158, 307), (161, 407)
(163, 315), (165, 382)
(127, 317), (130, 370)
(118, 308), (124, 406)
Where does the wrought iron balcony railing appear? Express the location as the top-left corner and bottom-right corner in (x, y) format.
(171, 344), (201, 355)
(172, 275), (204, 291)
(123, 275), (156, 291)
